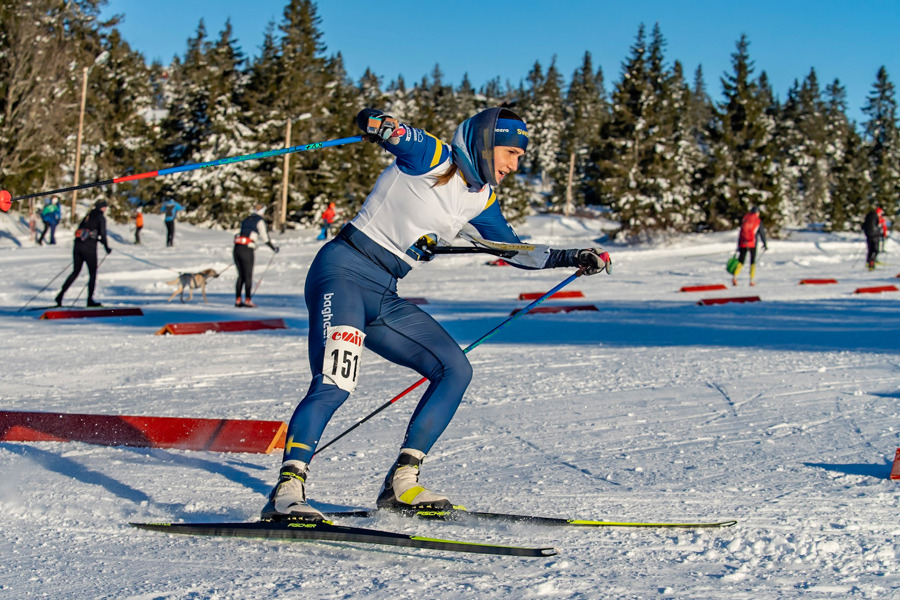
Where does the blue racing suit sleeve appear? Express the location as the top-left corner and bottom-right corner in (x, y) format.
(468, 197), (580, 270)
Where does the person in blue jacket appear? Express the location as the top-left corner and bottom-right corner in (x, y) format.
(160, 198), (184, 247)
(261, 107), (612, 520)
(37, 196), (61, 245)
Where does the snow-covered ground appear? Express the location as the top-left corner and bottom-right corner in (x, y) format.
(1, 209), (898, 599)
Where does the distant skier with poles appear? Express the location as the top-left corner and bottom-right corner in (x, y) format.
(261, 107), (611, 521)
(160, 198), (184, 247)
(233, 203), (278, 308)
(732, 206), (768, 286)
(55, 199), (111, 308)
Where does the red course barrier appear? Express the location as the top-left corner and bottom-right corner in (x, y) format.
(698, 296), (761, 306)
(680, 284), (728, 292)
(509, 304), (598, 316)
(854, 285), (899, 294)
(40, 308), (144, 320)
(891, 448), (900, 480)
(518, 290), (585, 301)
(799, 279), (838, 285)
(0, 410), (287, 454)
(156, 318), (288, 335)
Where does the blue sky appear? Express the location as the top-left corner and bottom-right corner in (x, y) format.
(101, 1), (899, 124)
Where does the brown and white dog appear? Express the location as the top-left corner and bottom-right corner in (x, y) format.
(166, 268), (219, 303)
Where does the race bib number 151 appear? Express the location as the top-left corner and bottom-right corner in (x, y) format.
(323, 325), (365, 392)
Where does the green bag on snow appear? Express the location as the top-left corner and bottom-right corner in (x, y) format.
(726, 254), (740, 274)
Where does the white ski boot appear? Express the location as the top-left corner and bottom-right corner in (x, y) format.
(376, 449), (452, 511)
(260, 460), (324, 521)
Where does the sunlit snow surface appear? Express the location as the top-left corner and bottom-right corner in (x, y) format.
(1, 210), (897, 599)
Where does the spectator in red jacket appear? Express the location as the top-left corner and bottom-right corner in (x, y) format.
(317, 202), (337, 241)
(733, 206), (768, 286)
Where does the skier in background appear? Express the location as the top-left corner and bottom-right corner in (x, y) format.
(37, 196), (61, 245)
(261, 106), (612, 521)
(732, 206), (768, 286)
(863, 207), (883, 270)
(317, 202), (337, 240)
(134, 207), (144, 244)
(878, 207), (889, 253)
(160, 198), (184, 247)
(55, 199), (111, 307)
(233, 203), (279, 308)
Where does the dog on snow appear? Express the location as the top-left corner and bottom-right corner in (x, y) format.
(166, 268), (219, 303)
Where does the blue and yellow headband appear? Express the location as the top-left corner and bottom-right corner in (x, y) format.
(494, 118), (529, 151)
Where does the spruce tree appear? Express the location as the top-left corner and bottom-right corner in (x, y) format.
(861, 67), (900, 216)
(559, 52), (607, 214)
(823, 79), (867, 231)
(707, 35), (780, 231)
(87, 29), (157, 218)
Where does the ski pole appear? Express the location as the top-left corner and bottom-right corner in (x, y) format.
(252, 251), (278, 297)
(70, 252), (109, 307)
(115, 249), (180, 273)
(313, 267), (587, 458)
(18, 262), (71, 312)
(2, 135), (366, 203)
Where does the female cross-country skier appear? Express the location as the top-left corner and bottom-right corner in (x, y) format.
(262, 107), (612, 520)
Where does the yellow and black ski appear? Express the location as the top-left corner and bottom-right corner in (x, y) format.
(130, 519), (557, 557)
(324, 507), (737, 529)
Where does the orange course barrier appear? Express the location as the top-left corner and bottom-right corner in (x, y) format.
(156, 318), (288, 335)
(510, 304), (598, 316)
(854, 285), (898, 294)
(41, 308), (144, 320)
(0, 410), (287, 454)
(518, 290), (584, 301)
(698, 296), (761, 306)
(680, 284), (728, 292)
(799, 279), (838, 285)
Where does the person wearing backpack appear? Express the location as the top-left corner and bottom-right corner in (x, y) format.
(37, 196), (61, 245)
(732, 206), (768, 286)
(55, 199), (112, 307)
(233, 203), (279, 308)
(160, 199), (184, 247)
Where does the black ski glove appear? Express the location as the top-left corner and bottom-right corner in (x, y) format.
(104, 246), (112, 255)
(577, 248), (611, 275)
(268, 241), (279, 253)
(357, 108), (401, 144)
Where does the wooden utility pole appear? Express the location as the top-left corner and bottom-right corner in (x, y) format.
(564, 150), (576, 217)
(278, 118), (292, 232)
(71, 66), (89, 224)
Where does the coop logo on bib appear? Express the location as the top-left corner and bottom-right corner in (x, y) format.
(322, 325), (365, 392)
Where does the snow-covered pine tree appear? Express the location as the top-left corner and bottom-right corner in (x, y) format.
(558, 51), (607, 215)
(861, 67), (900, 217)
(665, 60), (706, 232)
(521, 58), (565, 201)
(85, 29), (157, 219)
(707, 35), (780, 231)
(823, 79), (867, 231)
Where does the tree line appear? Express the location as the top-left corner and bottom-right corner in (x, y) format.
(1, 0), (898, 237)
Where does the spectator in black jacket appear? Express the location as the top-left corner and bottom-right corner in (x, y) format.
(55, 200), (112, 307)
(863, 208), (883, 271)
